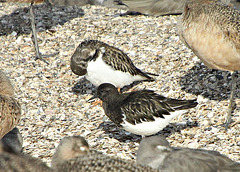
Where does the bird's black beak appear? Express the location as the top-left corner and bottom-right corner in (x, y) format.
(87, 94), (98, 103)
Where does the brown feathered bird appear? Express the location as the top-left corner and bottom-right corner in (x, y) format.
(178, 0), (240, 129)
(0, 70), (21, 139)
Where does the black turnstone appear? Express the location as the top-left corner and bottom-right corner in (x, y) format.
(137, 135), (240, 172)
(52, 136), (159, 172)
(1, 128), (23, 154)
(179, 0), (240, 129)
(95, 83), (198, 136)
(0, 70), (21, 139)
(70, 40), (157, 88)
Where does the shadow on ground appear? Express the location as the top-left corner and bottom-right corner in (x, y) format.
(98, 120), (198, 143)
(179, 62), (240, 101)
(0, 3), (84, 37)
(71, 77), (96, 95)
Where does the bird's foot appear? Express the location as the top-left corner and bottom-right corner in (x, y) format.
(223, 118), (234, 131)
(34, 51), (59, 65)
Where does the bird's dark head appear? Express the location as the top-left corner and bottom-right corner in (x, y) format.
(70, 40), (99, 76)
(96, 83), (119, 103)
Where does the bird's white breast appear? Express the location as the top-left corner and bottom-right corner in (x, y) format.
(121, 110), (186, 136)
(86, 56), (146, 87)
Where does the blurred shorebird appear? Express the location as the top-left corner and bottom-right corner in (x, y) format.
(0, 139), (52, 172)
(136, 135), (240, 172)
(52, 135), (159, 171)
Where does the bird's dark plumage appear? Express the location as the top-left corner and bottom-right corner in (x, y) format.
(96, 83), (198, 136)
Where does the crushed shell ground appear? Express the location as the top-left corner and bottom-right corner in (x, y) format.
(0, 2), (239, 167)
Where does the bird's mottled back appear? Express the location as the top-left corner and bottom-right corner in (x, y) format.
(55, 150), (159, 172)
(180, 0), (240, 71)
(0, 70), (21, 139)
(0, 70), (14, 97)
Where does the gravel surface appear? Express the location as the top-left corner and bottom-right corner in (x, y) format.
(1, 2), (240, 167)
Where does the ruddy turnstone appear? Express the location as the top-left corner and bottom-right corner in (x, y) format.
(137, 135), (240, 172)
(52, 136), (159, 172)
(70, 40), (157, 88)
(178, 0), (240, 129)
(95, 83), (198, 136)
(0, 70), (21, 139)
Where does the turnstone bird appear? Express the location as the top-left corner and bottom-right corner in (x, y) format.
(52, 136), (159, 172)
(0, 142), (52, 172)
(137, 136), (240, 172)
(95, 83), (198, 136)
(1, 128), (23, 154)
(70, 40), (157, 88)
(0, 70), (21, 139)
(179, 0), (240, 129)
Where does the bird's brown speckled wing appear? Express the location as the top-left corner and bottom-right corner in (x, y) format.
(0, 95), (21, 139)
(99, 42), (155, 80)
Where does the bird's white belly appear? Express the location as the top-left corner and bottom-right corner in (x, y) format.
(121, 110), (186, 136)
(86, 57), (145, 87)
